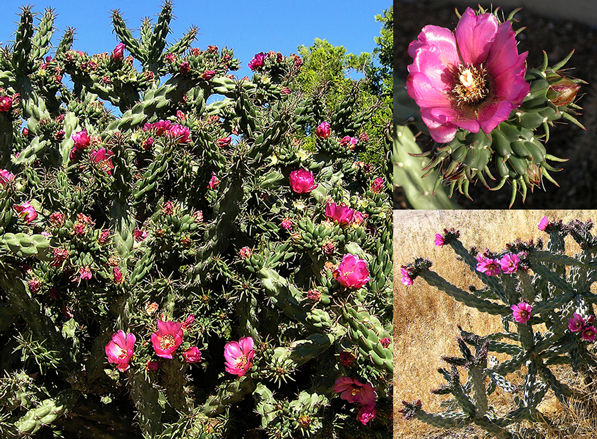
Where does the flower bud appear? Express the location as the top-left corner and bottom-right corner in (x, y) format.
(547, 78), (581, 107)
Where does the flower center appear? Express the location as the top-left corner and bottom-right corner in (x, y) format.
(235, 355), (249, 368)
(117, 348), (128, 359)
(452, 64), (489, 106)
(160, 334), (176, 350)
(519, 310), (528, 319)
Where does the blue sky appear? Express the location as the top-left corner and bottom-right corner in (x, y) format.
(0, 1), (390, 78)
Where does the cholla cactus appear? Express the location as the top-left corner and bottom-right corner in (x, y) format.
(0, 3), (392, 438)
(400, 218), (597, 437)
(397, 6), (584, 207)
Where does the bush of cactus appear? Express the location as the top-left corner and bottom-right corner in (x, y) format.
(0, 3), (393, 438)
(399, 218), (597, 438)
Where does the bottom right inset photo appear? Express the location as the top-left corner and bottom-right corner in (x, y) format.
(393, 210), (597, 439)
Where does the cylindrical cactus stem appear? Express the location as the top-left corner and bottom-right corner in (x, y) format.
(0, 233), (51, 260)
(14, 390), (79, 436)
(200, 377), (256, 417)
(129, 372), (164, 435)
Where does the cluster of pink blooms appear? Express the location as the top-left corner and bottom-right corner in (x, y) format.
(476, 252), (520, 276)
(339, 135), (358, 149)
(333, 254), (370, 289)
(315, 122), (331, 139)
(511, 302), (532, 324)
(568, 313), (596, 342)
(334, 377), (377, 425)
(325, 202), (365, 227)
(106, 319), (255, 375)
(289, 169), (317, 193)
(407, 7), (529, 142)
(143, 120), (190, 143)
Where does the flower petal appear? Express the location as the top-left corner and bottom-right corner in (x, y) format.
(409, 25), (459, 66)
(455, 8), (499, 66)
(478, 101), (514, 133)
(407, 73), (452, 108)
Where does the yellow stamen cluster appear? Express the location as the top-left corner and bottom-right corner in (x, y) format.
(160, 334), (176, 350)
(452, 64), (489, 106)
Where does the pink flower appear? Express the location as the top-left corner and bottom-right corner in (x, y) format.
(476, 254), (501, 276)
(306, 289), (321, 301)
(281, 217), (293, 231)
(72, 130), (90, 150)
(315, 122), (331, 139)
(217, 136), (232, 148)
(208, 172), (220, 189)
(90, 148), (114, 174)
(333, 377), (376, 406)
(112, 43), (125, 62)
(202, 70), (216, 80)
(511, 302), (532, 324)
(179, 61), (190, 74)
(224, 336), (255, 377)
(568, 313), (585, 333)
(183, 346), (202, 363)
(289, 169), (317, 193)
(581, 326), (596, 342)
(371, 177), (384, 193)
(357, 404), (377, 426)
(99, 229), (111, 244)
(333, 254), (369, 289)
(167, 124), (190, 143)
(14, 202), (37, 223)
(339, 136), (358, 149)
(500, 253), (520, 274)
(113, 267), (124, 284)
(325, 202), (355, 226)
(0, 95), (13, 112)
(248, 52), (267, 70)
(380, 337), (391, 348)
(0, 169), (15, 187)
(538, 216), (549, 231)
(407, 7), (529, 142)
(434, 233), (445, 246)
(239, 246), (253, 259)
(182, 314), (195, 330)
(79, 266), (92, 281)
(151, 319), (184, 359)
(400, 268), (413, 286)
(105, 330), (136, 372)
(352, 211), (366, 226)
(28, 278), (41, 292)
(133, 228), (147, 242)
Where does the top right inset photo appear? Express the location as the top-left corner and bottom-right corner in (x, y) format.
(393, 0), (596, 209)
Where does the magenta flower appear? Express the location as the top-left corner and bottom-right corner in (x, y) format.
(315, 122), (331, 139)
(112, 43), (125, 62)
(105, 330), (136, 372)
(90, 148), (115, 174)
(239, 246), (253, 259)
(183, 346), (202, 363)
(400, 268), (413, 286)
(357, 404), (377, 426)
(333, 377), (376, 406)
(476, 254), (501, 276)
(434, 233), (445, 247)
(333, 254), (369, 289)
(407, 7), (529, 142)
(202, 70), (216, 80)
(0, 95), (12, 112)
(79, 266), (92, 281)
(179, 61), (190, 74)
(339, 135), (358, 149)
(500, 253), (520, 274)
(289, 169), (317, 193)
(145, 360), (159, 371)
(281, 217), (293, 231)
(511, 302), (532, 324)
(371, 177), (384, 193)
(248, 52), (267, 70)
(167, 124), (190, 143)
(0, 169), (15, 187)
(217, 136), (232, 148)
(581, 326), (596, 342)
(133, 228), (147, 242)
(151, 319), (184, 359)
(224, 336), (255, 377)
(14, 202), (37, 223)
(325, 202), (355, 226)
(72, 130), (90, 150)
(208, 172), (220, 189)
(568, 313), (585, 333)
(380, 337), (391, 348)
(538, 216), (549, 231)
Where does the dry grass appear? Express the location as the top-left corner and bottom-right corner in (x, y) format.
(393, 210), (597, 438)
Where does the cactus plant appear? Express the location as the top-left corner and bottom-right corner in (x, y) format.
(0, 3), (392, 437)
(399, 217), (597, 437)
